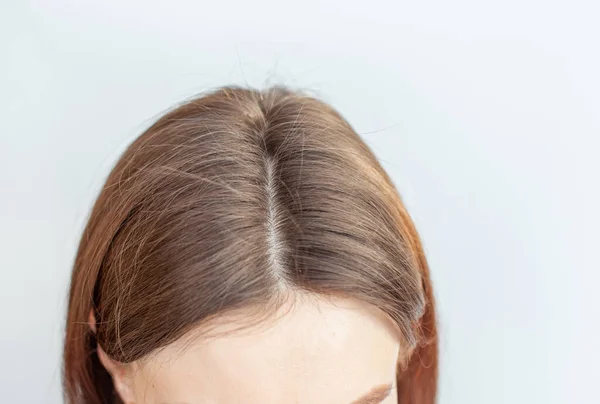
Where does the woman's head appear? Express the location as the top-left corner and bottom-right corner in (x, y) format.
(63, 86), (437, 404)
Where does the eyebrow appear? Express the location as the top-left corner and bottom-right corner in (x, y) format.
(162, 383), (395, 404)
(350, 383), (394, 404)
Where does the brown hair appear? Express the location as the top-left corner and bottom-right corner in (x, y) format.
(63, 86), (438, 404)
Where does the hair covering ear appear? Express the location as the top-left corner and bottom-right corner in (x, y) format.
(88, 309), (97, 333)
(89, 308), (137, 404)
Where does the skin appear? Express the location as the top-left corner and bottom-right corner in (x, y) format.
(94, 295), (404, 404)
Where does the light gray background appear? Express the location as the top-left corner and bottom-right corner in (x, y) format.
(1, 1), (598, 403)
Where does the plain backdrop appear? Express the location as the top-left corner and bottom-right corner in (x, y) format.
(1, 1), (599, 403)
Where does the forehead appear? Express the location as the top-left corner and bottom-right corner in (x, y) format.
(130, 296), (401, 404)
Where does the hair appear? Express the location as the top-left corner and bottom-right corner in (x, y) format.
(63, 86), (438, 404)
